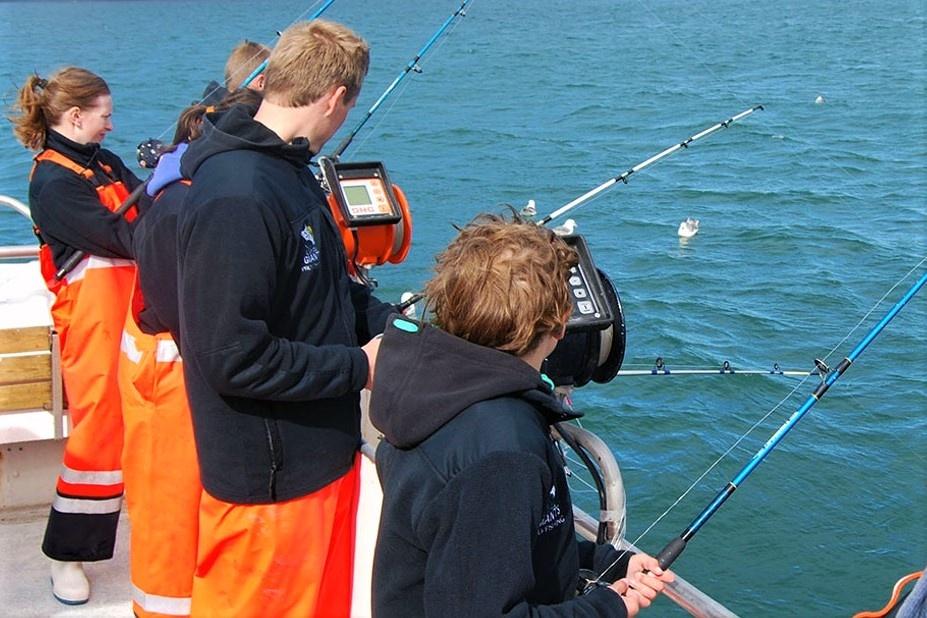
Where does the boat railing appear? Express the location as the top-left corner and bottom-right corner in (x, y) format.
(573, 509), (738, 618)
(0, 195), (38, 260)
(362, 398), (737, 617)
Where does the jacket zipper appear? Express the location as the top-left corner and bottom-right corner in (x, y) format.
(263, 419), (281, 501)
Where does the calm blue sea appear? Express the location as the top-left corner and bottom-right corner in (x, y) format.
(1, 1), (925, 615)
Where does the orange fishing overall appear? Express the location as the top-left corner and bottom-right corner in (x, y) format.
(33, 149), (136, 561)
(191, 456), (361, 617)
(119, 298), (201, 617)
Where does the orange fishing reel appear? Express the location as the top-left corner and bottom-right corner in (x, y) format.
(319, 157), (412, 276)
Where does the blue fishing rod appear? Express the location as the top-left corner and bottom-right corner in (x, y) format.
(646, 270), (927, 571)
(329, 0), (472, 159)
(237, 0), (337, 90)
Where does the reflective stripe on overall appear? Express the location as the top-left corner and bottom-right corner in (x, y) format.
(119, 290), (200, 617)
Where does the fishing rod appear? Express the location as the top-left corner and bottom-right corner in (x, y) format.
(539, 105), (764, 226)
(617, 368), (809, 377)
(237, 0), (337, 91)
(54, 180), (150, 281)
(590, 270), (926, 584)
(314, 1), (475, 278)
(329, 0), (472, 159)
(617, 358), (810, 377)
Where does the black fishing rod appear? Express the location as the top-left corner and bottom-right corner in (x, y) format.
(329, 0), (472, 159)
(585, 269), (926, 589)
(539, 105), (764, 227)
(54, 179), (150, 281)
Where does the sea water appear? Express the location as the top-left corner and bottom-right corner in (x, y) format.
(0, 1), (924, 615)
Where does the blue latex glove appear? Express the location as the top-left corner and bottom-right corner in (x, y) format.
(146, 142), (189, 197)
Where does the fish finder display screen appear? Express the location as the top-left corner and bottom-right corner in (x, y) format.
(339, 176), (396, 220)
(343, 184), (373, 207)
(321, 159), (403, 227)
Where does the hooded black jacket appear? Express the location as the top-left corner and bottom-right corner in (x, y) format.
(370, 316), (632, 617)
(177, 106), (393, 504)
(133, 143), (189, 338)
(29, 130), (143, 268)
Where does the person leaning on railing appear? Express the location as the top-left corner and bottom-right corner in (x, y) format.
(370, 213), (675, 617)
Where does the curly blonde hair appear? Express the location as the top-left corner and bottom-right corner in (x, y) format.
(425, 213), (578, 357)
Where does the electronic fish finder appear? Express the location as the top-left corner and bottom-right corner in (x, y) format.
(321, 159), (402, 227)
(318, 157), (413, 273)
(561, 234), (614, 332)
(545, 233), (626, 388)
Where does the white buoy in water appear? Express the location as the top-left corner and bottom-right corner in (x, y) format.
(815, 94), (826, 105)
(677, 217), (699, 238)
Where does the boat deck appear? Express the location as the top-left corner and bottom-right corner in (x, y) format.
(0, 506), (131, 617)
(0, 448), (382, 617)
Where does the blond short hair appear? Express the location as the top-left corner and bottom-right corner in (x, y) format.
(425, 214), (578, 357)
(224, 40), (271, 91)
(262, 20), (369, 107)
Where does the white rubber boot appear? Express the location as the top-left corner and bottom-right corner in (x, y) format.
(50, 560), (90, 605)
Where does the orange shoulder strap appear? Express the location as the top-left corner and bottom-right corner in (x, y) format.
(32, 149), (96, 181)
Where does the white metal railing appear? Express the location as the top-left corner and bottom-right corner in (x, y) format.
(0, 195), (30, 219)
(1, 195), (39, 260)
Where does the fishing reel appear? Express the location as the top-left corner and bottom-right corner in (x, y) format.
(318, 157), (413, 277)
(544, 234), (626, 387)
(136, 138), (168, 169)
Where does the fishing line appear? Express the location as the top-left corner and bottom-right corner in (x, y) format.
(616, 363), (809, 377)
(331, 0), (475, 159)
(154, 0), (336, 142)
(583, 257), (927, 582)
(346, 8), (474, 159)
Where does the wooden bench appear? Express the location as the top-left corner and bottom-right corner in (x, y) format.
(0, 326), (65, 439)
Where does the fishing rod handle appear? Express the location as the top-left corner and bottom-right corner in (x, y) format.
(54, 178), (149, 281)
(655, 536), (688, 570)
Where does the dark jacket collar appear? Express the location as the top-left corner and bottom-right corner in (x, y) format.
(370, 316), (580, 449)
(180, 105), (313, 179)
(43, 129), (103, 168)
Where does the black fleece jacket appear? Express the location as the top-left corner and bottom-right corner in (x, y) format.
(370, 316), (632, 617)
(177, 106), (393, 503)
(133, 179), (188, 338)
(29, 130), (143, 268)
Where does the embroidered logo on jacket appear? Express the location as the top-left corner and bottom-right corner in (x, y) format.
(300, 224), (320, 272)
(536, 483), (567, 536)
